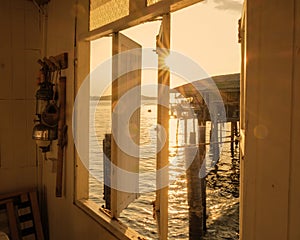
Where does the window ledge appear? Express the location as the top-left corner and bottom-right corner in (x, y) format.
(75, 199), (147, 240)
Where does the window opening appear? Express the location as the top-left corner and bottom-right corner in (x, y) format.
(86, 1), (242, 239)
(170, 2), (241, 240)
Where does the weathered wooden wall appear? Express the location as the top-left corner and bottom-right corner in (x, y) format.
(41, 0), (128, 239)
(240, 0), (300, 239)
(0, 0), (134, 239)
(0, 0), (40, 193)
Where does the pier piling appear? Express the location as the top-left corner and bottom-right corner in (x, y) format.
(186, 120), (206, 239)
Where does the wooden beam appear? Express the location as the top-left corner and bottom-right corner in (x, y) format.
(155, 14), (170, 240)
(80, 0), (202, 41)
(129, 0), (147, 14)
(170, 0), (202, 12)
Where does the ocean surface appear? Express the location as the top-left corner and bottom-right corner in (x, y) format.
(89, 99), (240, 239)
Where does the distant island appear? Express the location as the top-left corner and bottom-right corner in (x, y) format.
(90, 95), (157, 101)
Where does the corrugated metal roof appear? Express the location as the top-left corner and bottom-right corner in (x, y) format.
(173, 73), (240, 97)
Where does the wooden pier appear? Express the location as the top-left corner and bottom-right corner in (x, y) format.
(171, 73), (240, 239)
(171, 73), (240, 122)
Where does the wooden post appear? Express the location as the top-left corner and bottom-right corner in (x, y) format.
(209, 128), (212, 155)
(155, 14), (170, 240)
(186, 120), (206, 239)
(211, 120), (219, 173)
(200, 122), (207, 233)
(190, 131), (196, 145)
(189, 117), (196, 145)
(56, 76), (67, 197)
(231, 121), (235, 157)
(103, 134), (112, 210)
(234, 121), (239, 148)
(184, 117), (188, 144)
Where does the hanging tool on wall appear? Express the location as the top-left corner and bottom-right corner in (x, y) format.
(32, 52), (68, 197)
(56, 76), (67, 197)
(48, 53), (68, 198)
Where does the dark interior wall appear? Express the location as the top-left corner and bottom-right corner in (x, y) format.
(0, 0), (123, 239)
(0, 0), (41, 194)
(39, 0), (124, 239)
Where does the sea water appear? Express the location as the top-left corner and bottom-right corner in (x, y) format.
(89, 99), (239, 239)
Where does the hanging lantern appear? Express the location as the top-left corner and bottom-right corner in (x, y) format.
(35, 81), (54, 116)
(41, 102), (59, 127)
(32, 122), (58, 152)
(32, 60), (57, 153)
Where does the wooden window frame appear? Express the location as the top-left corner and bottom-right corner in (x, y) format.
(74, 0), (204, 239)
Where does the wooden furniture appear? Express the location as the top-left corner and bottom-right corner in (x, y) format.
(0, 190), (44, 240)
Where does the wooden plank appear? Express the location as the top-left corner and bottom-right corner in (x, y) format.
(56, 76), (67, 197)
(0, 191), (44, 240)
(6, 201), (20, 240)
(0, 199), (15, 205)
(28, 191), (44, 240)
(0, 189), (35, 201)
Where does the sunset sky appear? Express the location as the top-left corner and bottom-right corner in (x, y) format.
(90, 0), (244, 96)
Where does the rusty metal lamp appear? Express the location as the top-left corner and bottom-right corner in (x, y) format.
(32, 123), (57, 152)
(32, 75), (58, 152)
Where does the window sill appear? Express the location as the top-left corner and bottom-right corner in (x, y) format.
(75, 199), (146, 240)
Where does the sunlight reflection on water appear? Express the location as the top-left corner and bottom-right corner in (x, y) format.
(89, 99), (239, 240)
